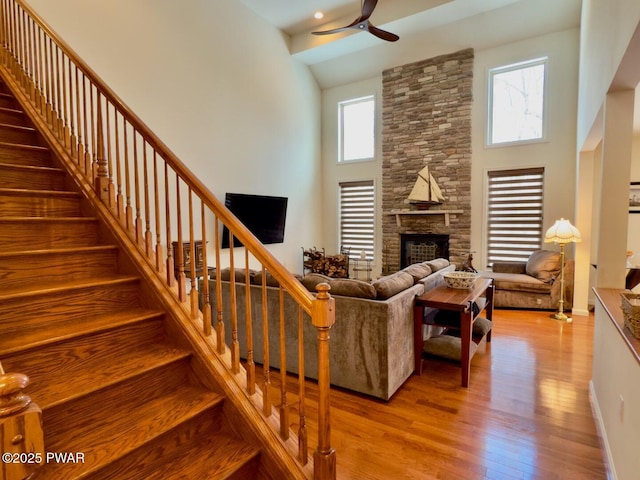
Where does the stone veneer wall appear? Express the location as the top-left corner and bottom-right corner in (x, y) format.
(381, 48), (473, 273)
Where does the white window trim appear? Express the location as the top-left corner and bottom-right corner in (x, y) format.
(338, 95), (376, 164)
(486, 57), (549, 148)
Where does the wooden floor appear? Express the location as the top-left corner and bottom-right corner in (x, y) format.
(266, 308), (609, 479)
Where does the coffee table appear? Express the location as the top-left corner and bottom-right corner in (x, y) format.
(413, 277), (494, 387)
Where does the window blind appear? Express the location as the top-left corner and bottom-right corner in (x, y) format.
(339, 180), (375, 260)
(486, 168), (544, 264)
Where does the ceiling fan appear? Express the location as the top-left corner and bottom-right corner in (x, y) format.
(312, 0), (399, 42)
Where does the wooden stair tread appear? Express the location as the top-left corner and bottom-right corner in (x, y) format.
(0, 307), (165, 356)
(0, 187), (80, 198)
(0, 244), (118, 259)
(0, 105), (22, 115)
(0, 161), (63, 173)
(28, 341), (192, 410)
(0, 140), (47, 151)
(0, 274), (139, 300)
(123, 431), (261, 480)
(42, 386), (225, 478)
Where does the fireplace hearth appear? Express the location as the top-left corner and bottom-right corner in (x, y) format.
(400, 234), (449, 268)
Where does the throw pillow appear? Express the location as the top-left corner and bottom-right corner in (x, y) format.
(526, 250), (561, 283)
(220, 267), (256, 283)
(402, 263), (432, 283)
(372, 272), (414, 299)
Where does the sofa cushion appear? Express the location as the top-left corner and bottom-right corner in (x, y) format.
(424, 258), (450, 272)
(372, 272), (414, 299)
(220, 267), (257, 283)
(526, 250), (561, 283)
(401, 263), (432, 283)
(253, 270), (303, 287)
(301, 273), (333, 292)
(328, 278), (377, 299)
(482, 271), (552, 294)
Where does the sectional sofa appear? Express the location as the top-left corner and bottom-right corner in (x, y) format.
(199, 259), (454, 400)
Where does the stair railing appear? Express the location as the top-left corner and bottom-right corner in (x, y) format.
(0, 1), (336, 478)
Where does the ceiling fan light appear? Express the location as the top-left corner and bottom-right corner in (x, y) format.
(314, 11), (324, 20)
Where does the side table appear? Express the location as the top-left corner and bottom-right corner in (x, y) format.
(413, 277), (494, 387)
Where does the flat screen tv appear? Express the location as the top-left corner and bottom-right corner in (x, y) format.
(221, 193), (288, 248)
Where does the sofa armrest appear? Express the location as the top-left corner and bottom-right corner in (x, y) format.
(492, 262), (527, 274)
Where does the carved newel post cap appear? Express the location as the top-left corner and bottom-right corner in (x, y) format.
(315, 282), (331, 299)
(0, 372), (32, 417)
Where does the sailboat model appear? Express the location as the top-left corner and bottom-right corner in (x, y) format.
(407, 165), (445, 209)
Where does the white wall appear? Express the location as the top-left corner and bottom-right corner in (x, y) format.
(320, 77), (383, 276)
(471, 29), (580, 269)
(27, 0), (322, 272)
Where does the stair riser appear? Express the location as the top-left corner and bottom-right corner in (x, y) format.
(0, 94), (18, 109)
(0, 108), (28, 125)
(0, 249), (118, 289)
(88, 408), (227, 480)
(4, 318), (169, 406)
(0, 280), (143, 327)
(0, 166), (66, 190)
(43, 357), (195, 437)
(0, 124), (45, 146)
(0, 220), (98, 251)
(0, 194), (82, 217)
(0, 145), (51, 167)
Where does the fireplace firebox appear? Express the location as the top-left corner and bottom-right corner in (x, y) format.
(400, 234), (449, 268)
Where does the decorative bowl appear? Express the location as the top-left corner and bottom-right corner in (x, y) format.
(443, 271), (478, 289)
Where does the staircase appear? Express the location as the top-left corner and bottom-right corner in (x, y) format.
(0, 81), (265, 478)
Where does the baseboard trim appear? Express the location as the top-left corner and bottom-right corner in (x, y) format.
(589, 380), (617, 480)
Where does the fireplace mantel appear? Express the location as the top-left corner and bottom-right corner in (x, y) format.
(385, 209), (464, 227)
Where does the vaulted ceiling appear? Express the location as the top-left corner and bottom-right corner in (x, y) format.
(239, 0), (583, 88)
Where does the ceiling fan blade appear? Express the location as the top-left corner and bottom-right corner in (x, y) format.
(312, 26), (352, 36)
(368, 24), (399, 42)
(361, 0), (379, 20)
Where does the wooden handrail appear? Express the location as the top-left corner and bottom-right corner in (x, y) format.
(0, 1), (335, 478)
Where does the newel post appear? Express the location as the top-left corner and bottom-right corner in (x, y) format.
(311, 283), (336, 480)
(0, 366), (44, 480)
(94, 95), (111, 206)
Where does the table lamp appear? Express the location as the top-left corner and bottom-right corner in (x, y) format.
(544, 218), (581, 322)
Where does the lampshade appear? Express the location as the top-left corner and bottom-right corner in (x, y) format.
(544, 218), (581, 244)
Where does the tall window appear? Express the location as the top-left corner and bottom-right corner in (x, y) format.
(339, 180), (375, 259)
(486, 168), (544, 265)
(339, 96), (375, 162)
(487, 57), (547, 146)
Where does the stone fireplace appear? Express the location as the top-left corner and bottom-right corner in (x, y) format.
(381, 48), (473, 273)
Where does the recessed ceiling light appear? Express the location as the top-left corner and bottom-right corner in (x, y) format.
(314, 11), (324, 20)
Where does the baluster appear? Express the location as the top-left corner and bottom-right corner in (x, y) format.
(200, 203), (212, 336)
(0, 369), (44, 480)
(143, 142), (152, 257)
(74, 67), (83, 166)
(46, 36), (53, 123)
(229, 232), (239, 372)
(114, 112), (124, 223)
(262, 269), (271, 416)
(312, 283), (336, 479)
(245, 249), (255, 393)
(105, 101), (115, 208)
(188, 188), (198, 317)
(214, 219), (224, 353)
(175, 178), (186, 302)
(279, 286), (290, 439)
(123, 119), (134, 233)
(66, 56), (76, 154)
(82, 75), (91, 175)
(89, 82), (96, 179)
(133, 132), (143, 245)
(153, 151), (164, 272)
(164, 161), (175, 287)
(297, 306), (308, 464)
(93, 93), (109, 204)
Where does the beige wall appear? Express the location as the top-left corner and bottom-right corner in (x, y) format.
(27, 0), (323, 272)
